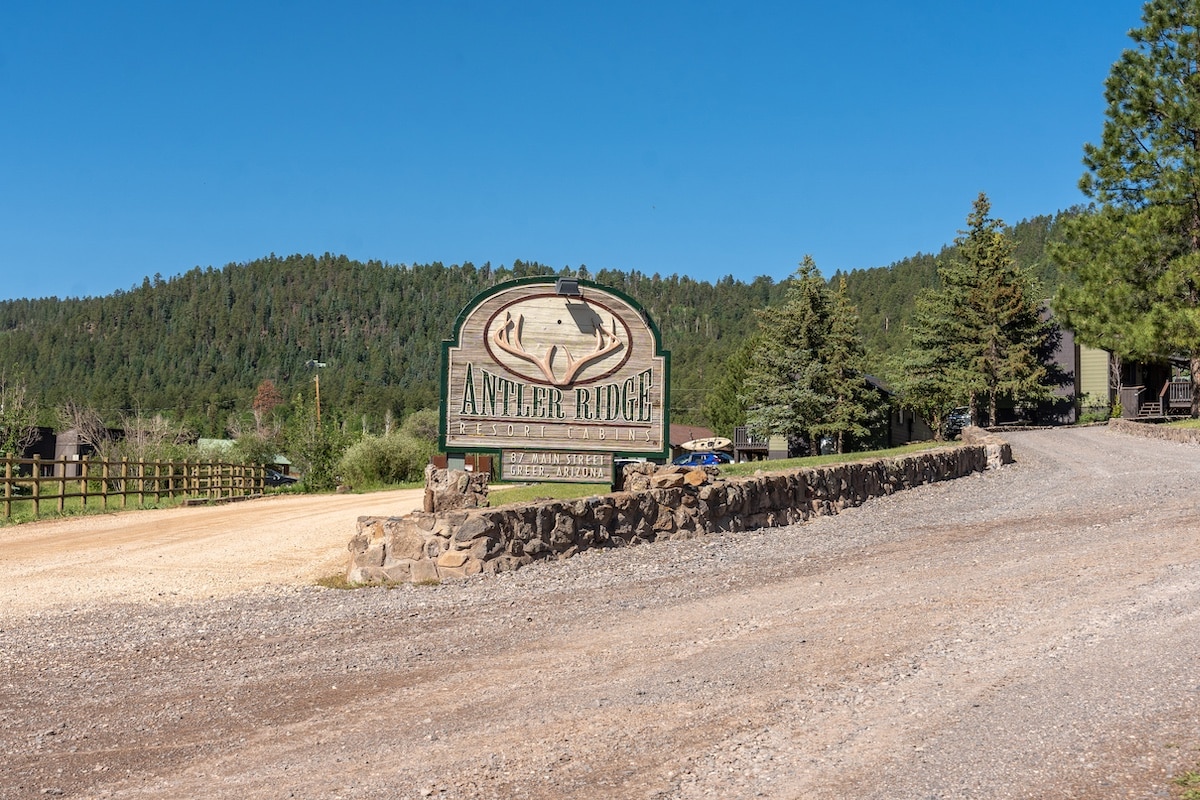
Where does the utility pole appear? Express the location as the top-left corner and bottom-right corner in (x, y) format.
(305, 358), (327, 427)
(314, 373), (321, 426)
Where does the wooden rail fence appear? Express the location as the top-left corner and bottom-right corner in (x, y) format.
(2, 455), (268, 521)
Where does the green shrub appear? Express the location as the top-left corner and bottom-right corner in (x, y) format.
(336, 432), (435, 488)
(289, 420), (355, 492)
(232, 433), (280, 466)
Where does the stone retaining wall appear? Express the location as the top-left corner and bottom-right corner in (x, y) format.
(1108, 416), (1200, 445)
(347, 430), (1013, 585)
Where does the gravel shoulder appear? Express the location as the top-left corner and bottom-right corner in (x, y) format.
(2, 427), (1199, 799)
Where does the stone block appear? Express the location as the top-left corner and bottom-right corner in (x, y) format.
(424, 538), (448, 559)
(347, 565), (388, 585)
(356, 517), (386, 540)
(650, 472), (686, 490)
(424, 465), (489, 512)
(550, 514), (576, 549)
(454, 514), (498, 543)
(468, 534), (505, 561)
(347, 531), (370, 555)
(351, 542), (386, 568)
(388, 522), (428, 562)
(524, 538), (550, 557)
(593, 502), (615, 525)
(436, 550), (469, 569)
(383, 561), (413, 582)
(410, 559), (441, 584)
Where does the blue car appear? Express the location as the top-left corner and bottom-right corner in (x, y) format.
(671, 451), (733, 467)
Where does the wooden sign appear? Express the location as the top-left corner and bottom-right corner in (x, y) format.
(441, 277), (670, 466)
(500, 450), (614, 483)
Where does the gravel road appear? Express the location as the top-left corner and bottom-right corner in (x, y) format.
(2, 426), (1199, 799)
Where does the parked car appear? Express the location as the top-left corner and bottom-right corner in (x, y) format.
(943, 407), (971, 439)
(264, 469), (298, 487)
(671, 451), (733, 467)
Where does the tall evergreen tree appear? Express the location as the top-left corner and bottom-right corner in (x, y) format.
(742, 257), (833, 455)
(888, 284), (962, 440)
(817, 277), (882, 453)
(1054, 0), (1200, 414)
(742, 257), (881, 454)
(897, 194), (1052, 429)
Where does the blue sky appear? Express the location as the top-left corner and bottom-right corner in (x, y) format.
(1, 1), (1145, 301)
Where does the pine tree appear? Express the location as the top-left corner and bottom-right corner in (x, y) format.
(889, 286), (964, 440)
(817, 277), (882, 453)
(742, 257), (833, 455)
(1054, 0), (1200, 414)
(897, 194), (1053, 430)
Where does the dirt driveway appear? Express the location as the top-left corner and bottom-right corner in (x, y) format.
(1, 427), (1199, 799)
(0, 488), (427, 617)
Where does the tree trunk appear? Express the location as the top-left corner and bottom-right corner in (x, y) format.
(1191, 354), (1200, 418)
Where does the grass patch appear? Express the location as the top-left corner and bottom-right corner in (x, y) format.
(1174, 770), (1200, 800)
(486, 441), (952, 504)
(0, 493), (194, 526)
(490, 482), (611, 505)
(315, 572), (441, 590)
(718, 440), (950, 478)
(315, 573), (358, 590)
(1166, 418), (1200, 429)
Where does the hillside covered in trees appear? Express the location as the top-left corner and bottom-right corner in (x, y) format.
(0, 255), (785, 435)
(0, 209), (1074, 438)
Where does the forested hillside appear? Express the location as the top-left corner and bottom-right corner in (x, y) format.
(0, 255), (784, 435)
(0, 209), (1073, 437)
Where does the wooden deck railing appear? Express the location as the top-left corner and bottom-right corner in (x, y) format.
(1, 455), (267, 521)
(733, 425), (769, 449)
(1168, 378), (1192, 410)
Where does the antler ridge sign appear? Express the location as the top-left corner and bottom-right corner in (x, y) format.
(441, 278), (669, 458)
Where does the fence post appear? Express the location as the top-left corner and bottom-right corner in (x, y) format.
(120, 457), (128, 509)
(3, 456), (11, 521)
(31, 455), (41, 518)
(80, 455), (89, 511)
(102, 458), (110, 511)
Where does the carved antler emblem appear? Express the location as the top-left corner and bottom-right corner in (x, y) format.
(492, 310), (624, 386)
